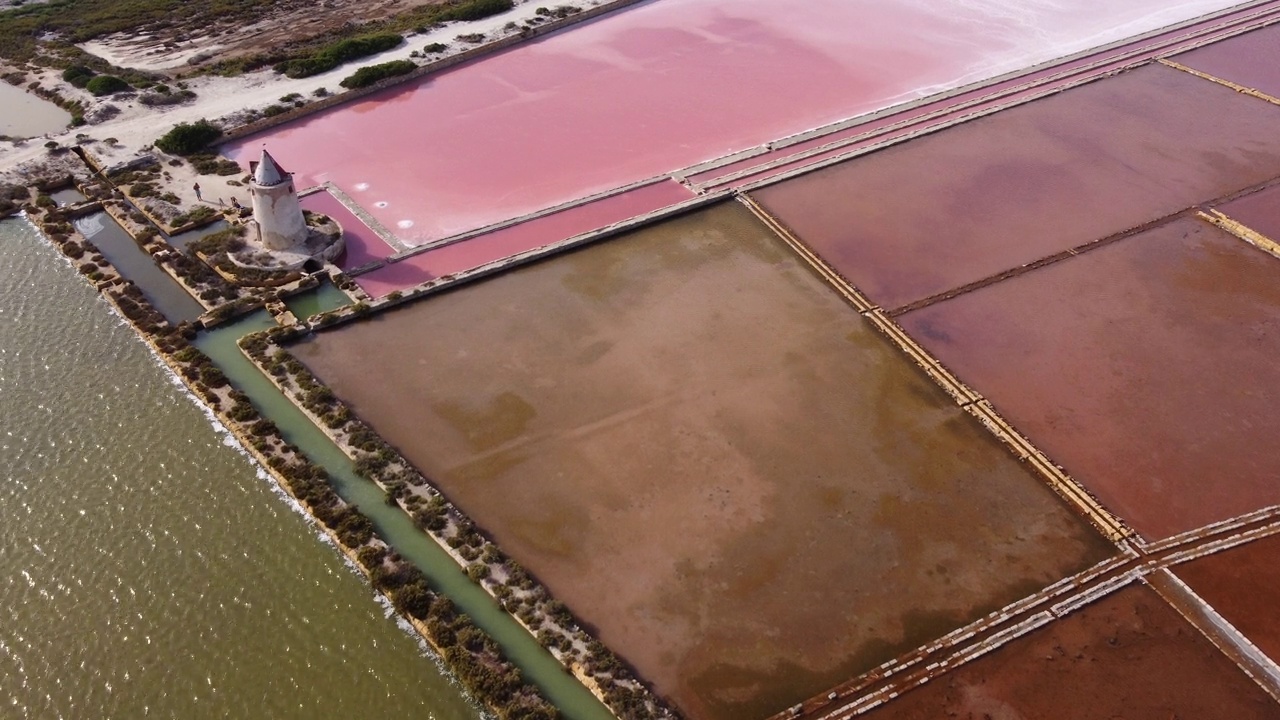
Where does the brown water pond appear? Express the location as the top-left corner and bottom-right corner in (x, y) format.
(1176, 534), (1280, 665)
(292, 202), (1112, 720)
(899, 216), (1280, 540)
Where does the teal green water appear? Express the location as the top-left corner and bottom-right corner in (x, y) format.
(285, 280), (351, 320)
(196, 317), (617, 720)
(73, 211), (203, 324)
(0, 217), (482, 720)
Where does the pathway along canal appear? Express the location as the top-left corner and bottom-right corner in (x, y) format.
(194, 315), (618, 720)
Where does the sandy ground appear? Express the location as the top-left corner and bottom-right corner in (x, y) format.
(78, 0), (455, 73)
(861, 583), (1280, 719)
(291, 202), (1112, 720)
(0, 0), (607, 210)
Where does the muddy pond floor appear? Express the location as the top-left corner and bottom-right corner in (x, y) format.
(1175, 535), (1280, 665)
(752, 62), (1280, 311)
(897, 217), (1280, 541)
(858, 583), (1280, 720)
(291, 202), (1113, 720)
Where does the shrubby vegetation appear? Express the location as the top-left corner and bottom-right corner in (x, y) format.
(155, 119), (222, 156)
(273, 33), (404, 79)
(61, 64), (94, 88)
(0, 0), (285, 63)
(438, 0), (512, 22)
(84, 74), (129, 96)
(339, 59), (417, 89)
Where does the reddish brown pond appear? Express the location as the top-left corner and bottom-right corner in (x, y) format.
(752, 63), (1280, 310)
(861, 584), (1279, 719)
(1174, 23), (1280, 98)
(898, 217), (1280, 541)
(1175, 534), (1280, 665)
(292, 202), (1112, 720)
(1218, 182), (1280, 241)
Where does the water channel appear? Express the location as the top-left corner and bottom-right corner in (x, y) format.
(0, 217), (482, 720)
(4, 206), (613, 718)
(195, 316), (617, 720)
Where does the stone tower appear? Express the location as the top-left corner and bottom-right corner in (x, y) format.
(249, 149), (307, 251)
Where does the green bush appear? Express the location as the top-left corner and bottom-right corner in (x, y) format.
(338, 59), (417, 89)
(275, 33), (404, 79)
(155, 119), (222, 156)
(61, 65), (94, 87)
(439, 0), (512, 22)
(84, 74), (129, 96)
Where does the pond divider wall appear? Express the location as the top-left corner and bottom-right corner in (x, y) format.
(736, 194), (1132, 543)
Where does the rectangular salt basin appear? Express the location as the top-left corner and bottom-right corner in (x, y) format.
(1216, 182), (1280, 241)
(224, 0), (1243, 245)
(291, 202), (1111, 720)
(860, 584), (1280, 720)
(753, 63), (1280, 311)
(899, 216), (1280, 541)
(1174, 534), (1280, 666)
(353, 179), (690, 297)
(1174, 22), (1280, 98)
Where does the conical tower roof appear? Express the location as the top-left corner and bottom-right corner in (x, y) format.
(254, 149), (287, 186)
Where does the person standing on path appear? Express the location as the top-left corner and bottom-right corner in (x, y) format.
(193, 182), (202, 201)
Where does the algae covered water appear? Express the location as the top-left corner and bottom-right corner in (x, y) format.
(0, 217), (481, 720)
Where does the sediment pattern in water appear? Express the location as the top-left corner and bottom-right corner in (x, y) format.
(292, 202), (1113, 720)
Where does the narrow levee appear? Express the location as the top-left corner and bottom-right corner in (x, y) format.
(192, 315), (617, 720)
(74, 211), (204, 324)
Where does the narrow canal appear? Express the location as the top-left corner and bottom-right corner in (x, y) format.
(74, 211), (204, 324)
(194, 315), (617, 720)
(40, 199), (613, 718)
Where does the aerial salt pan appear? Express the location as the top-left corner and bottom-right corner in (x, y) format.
(223, 0), (1246, 246)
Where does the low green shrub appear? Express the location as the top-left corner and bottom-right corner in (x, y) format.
(155, 119), (222, 156)
(339, 59), (416, 89)
(84, 74), (128, 96)
(275, 33), (404, 79)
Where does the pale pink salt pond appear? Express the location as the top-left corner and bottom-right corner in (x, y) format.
(353, 179), (688, 296)
(299, 190), (397, 268)
(224, 0), (1241, 248)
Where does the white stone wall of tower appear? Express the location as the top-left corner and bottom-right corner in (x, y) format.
(251, 180), (308, 250)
